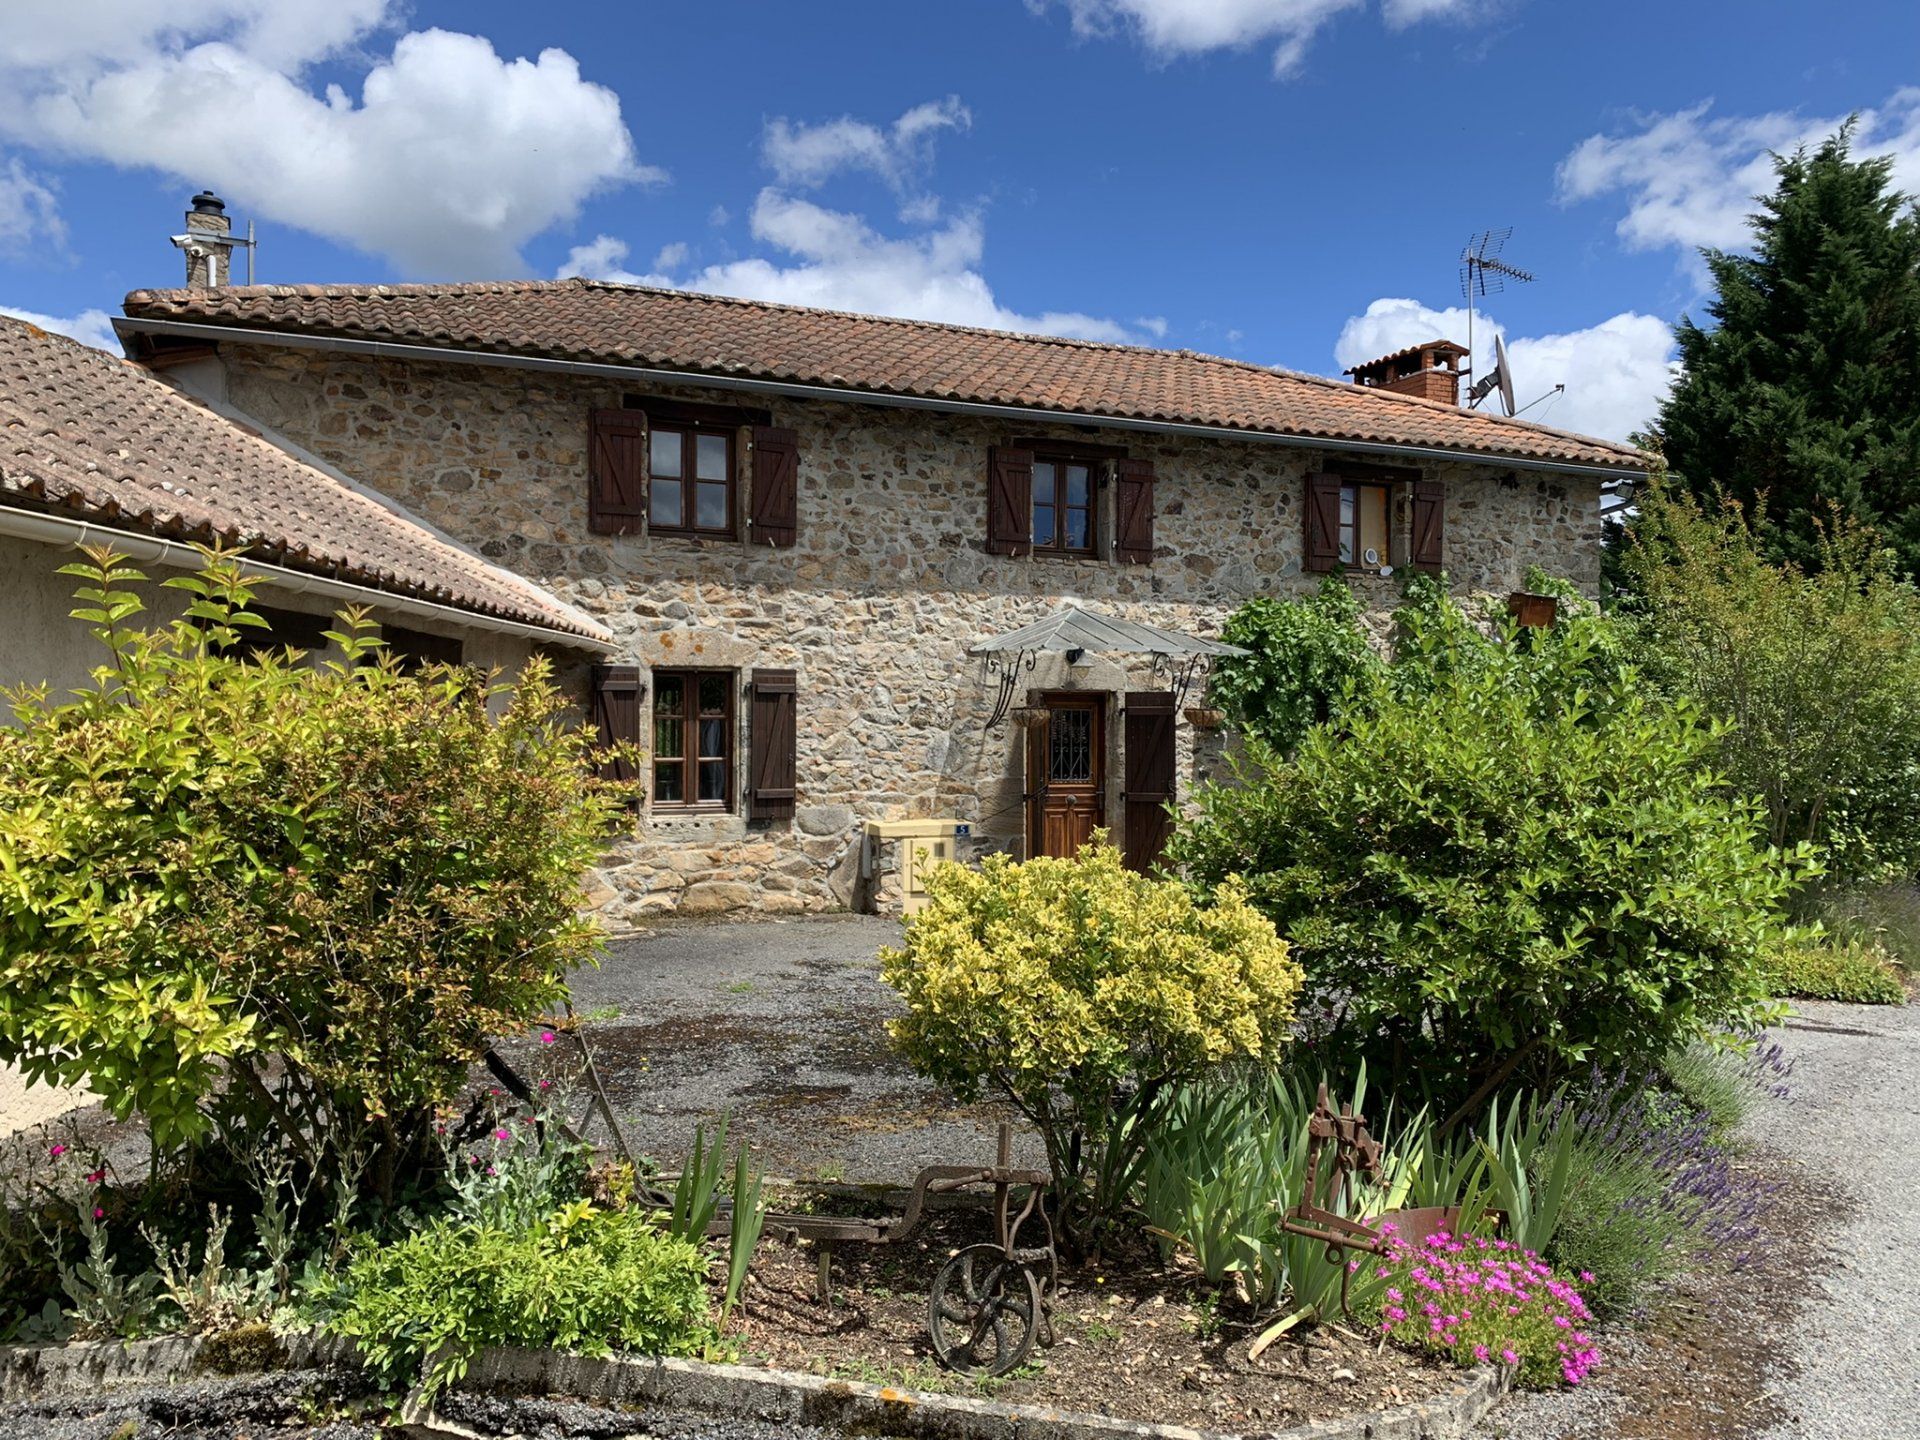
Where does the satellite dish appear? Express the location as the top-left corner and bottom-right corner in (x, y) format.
(1494, 333), (1517, 417)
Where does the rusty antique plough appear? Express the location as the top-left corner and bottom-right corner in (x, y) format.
(1280, 1082), (1485, 1317)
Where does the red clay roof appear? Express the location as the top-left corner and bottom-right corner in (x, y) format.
(0, 314), (610, 646)
(121, 280), (1648, 474)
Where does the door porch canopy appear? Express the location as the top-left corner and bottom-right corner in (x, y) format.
(967, 602), (1249, 729)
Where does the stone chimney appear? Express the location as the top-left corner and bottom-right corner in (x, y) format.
(174, 191), (236, 289)
(1345, 340), (1467, 406)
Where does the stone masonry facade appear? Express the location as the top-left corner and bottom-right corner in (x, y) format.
(210, 343), (1602, 924)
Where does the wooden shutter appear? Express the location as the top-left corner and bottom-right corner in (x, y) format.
(590, 664), (643, 792)
(1304, 472), (1343, 573)
(749, 425), (799, 548)
(986, 446), (1033, 556)
(1113, 457), (1156, 565)
(589, 410), (648, 535)
(748, 668), (797, 821)
(1122, 691), (1177, 873)
(1411, 479), (1444, 573)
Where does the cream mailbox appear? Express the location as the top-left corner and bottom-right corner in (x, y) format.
(866, 819), (966, 914)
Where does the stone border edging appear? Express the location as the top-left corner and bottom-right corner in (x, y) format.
(455, 1344), (1513, 1440)
(0, 1331), (1510, 1440)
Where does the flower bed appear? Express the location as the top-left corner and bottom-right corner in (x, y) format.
(1373, 1231), (1599, 1389)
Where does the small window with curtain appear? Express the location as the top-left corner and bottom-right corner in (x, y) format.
(1339, 481), (1395, 568)
(652, 669), (734, 810)
(1031, 451), (1096, 555)
(648, 423), (736, 538)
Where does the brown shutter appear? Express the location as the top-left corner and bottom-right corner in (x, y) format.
(589, 410), (648, 535)
(1411, 478), (1444, 573)
(749, 425), (799, 548)
(1304, 472), (1343, 573)
(1122, 691), (1177, 873)
(748, 668), (797, 821)
(590, 664), (643, 793)
(1113, 457), (1156, 565)
(986, 446), (1033, 556)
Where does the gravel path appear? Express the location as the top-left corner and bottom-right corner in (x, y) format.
(511, 912), (1043, 1181)
(1750, 998), (1920, 1437)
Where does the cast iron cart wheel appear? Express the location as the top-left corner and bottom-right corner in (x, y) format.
(927, 1243), (1044, 1376)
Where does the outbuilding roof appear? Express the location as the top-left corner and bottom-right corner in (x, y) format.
(0, 314), (611, 647)
(120, 279), (1649, 476)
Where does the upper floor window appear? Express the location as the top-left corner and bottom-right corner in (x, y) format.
(648, 424), (736, 538)
(1031, 452), (1096, 555)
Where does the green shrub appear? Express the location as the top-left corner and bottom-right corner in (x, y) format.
(1760, 936), (1907, 1004)
(1619, 487), (1920, 892)
(0, 548), (622, 1194)
(1170, 604), (1813, 1102)
(881, 840), (1301, 1247)
(316, 1205), (715, 1395)
(1208, 578), (1384, 751)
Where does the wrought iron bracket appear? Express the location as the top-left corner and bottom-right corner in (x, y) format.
(1151, 652), (1210, 712)
(983, 649), (1039, 731)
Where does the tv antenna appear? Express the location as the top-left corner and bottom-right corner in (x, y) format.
(1459, 228), (1534, 397)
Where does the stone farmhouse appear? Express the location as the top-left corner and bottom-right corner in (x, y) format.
(67, 196), (1646, 922)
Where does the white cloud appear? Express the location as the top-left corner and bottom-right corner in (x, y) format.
(562, 190), (1135, 343)
(1033, 0), (1470, 76)
(1558, 88), (1920, 257)
(0, 302), (118, 351)
(0, 157), (64, 253)
(762, 96), (970, 193)
(0, 5), (652, 276)
(558, 234), (674, 288)
(1335, 296), (1676, 442)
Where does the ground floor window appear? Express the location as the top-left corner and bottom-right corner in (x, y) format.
(653, 669), (734, 809)
(1339, 481), (1395, 568)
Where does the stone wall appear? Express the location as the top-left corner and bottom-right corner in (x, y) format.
(214, 344), (1604, 924)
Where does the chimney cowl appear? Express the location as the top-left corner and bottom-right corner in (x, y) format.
(190, 191), (227, 216)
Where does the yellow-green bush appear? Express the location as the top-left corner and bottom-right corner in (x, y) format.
(1761, 937), (1907, 1004)
(881, 840), (1301, 1245)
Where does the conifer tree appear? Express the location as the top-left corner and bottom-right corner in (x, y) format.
(1658, 124), (1920, 574)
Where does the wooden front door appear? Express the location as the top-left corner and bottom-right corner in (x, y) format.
(1028, 694), (1106, 859)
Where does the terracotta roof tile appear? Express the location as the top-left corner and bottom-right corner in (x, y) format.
(122, 279), (1649, 473)
(0, 314), (609, 645)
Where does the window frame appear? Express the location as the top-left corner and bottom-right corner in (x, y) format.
(651, 668), (736, 812)
(1338, 479), (1394, 569)
(646, 421), (738, 540)
(1028, 449), (1100, 557)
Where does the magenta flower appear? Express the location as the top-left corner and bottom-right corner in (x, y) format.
(540, 1031), (556, 1045)
(48, 1143), (66, 1159)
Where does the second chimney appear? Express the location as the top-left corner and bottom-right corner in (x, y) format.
(1345, 340), (1467, 406)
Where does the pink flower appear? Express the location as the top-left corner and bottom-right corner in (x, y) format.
(538, 1079), (552, 1090)
(91, 1206), (104, 1220)
(540, 1031), (557, 1045)
(1473, 1344), (1489, 1361)
(48, 1143), (66, 1159)
(1501, 1348), (1519, 1366)
(84, 1169), (105, 1185)
(494, 1128), (510, 1141)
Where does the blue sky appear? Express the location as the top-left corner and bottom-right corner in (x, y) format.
(3, 1), (1918, 441)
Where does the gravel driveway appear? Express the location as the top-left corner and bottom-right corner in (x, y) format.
(511, 913), (1042, 1182)
(1750, 998), (1920, 1436)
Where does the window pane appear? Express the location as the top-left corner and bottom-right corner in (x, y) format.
(1032, 462), (1055, 505)
(653, 715), (684, 760)
(698, 674), (728, 711)
(696, 481), (729, 529)
(1339, 486), (1356, 565)
(654, 762), (684, 804)
(1065, 465), (1089, 508)
(1064, 508), (1090, 551)
(651, 478), (684, 528)
(1033, 504), (1056, 548)
(1048, 709), (1094, 783)
(699, 716), (727, 758)
(650, 429), (683, 477)
(1357, 485), (1389, 565)
(695, 433), (729, 481)
(698, 760), (727, 802)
